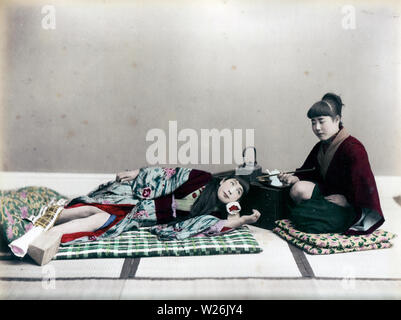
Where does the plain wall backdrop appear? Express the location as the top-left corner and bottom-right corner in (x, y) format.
(0, 0), (400, 175)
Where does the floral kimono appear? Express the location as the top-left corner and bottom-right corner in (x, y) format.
(61, 167), (229, 244)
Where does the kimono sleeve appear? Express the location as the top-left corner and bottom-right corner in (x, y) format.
(131, 167), (191, 199)
(343, 141), (384, 235)
(150, 215), (222, 240)
(344, 142), (382, 215)
(293, 143), (321, 182)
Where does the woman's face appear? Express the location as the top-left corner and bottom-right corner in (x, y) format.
(217, 178), (244, 204)
(311, 115), (340, 141)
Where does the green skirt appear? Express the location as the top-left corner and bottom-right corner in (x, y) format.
(288, 185), (357, 234)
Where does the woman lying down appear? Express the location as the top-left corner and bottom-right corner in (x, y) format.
(9, 167), (261, 265)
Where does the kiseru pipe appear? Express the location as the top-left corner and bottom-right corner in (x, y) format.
(256, 167), (316, 182)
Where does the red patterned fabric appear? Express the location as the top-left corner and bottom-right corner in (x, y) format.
(61, 203), (134, 243)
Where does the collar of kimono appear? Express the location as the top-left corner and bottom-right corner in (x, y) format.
(317, 127), (350, 178)
(321, 131), (339, 153)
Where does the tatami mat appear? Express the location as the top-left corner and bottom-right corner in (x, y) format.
(2, 278), (400, 300)
(120, 278), (401, 300)
(135, 226), (301, 279)
(0, 258), (126, 280)
(0, 175), (400, 299)
(0, 279), (126, 300)
(306, 244), (401, 279)
(305, 197), (401, 280)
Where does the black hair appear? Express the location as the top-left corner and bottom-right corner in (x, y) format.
(186, 175), (250, 220)
(307, 92), (344, 128)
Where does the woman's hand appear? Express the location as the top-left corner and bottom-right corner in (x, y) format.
(224, 209), (261, 229)
(116, 169), (140, 182)
(242, 209), (261, 224)
(277, 173), (300, 186)
(324, 194), (350, 207)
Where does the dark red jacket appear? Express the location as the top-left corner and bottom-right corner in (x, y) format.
(294, 135), (384, 235)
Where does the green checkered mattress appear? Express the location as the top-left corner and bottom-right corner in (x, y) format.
(0, 186), (261, 260)
(54, 227), (262, 260)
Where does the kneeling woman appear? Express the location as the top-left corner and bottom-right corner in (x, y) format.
(278, 93), (384, 235)
(10, 167), (260, 264)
